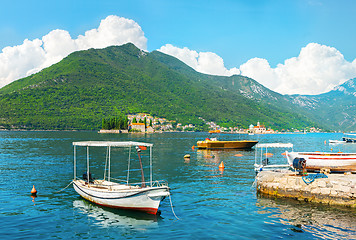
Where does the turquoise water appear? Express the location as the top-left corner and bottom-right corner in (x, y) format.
(0, 131), (355, 239)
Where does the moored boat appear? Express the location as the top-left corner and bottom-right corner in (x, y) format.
(72, 141), (170, 215)
(197, 138), (258, 150)
(329, 139), (346, 144)
(342, 133), (356, 143)
(254, 143), (293, 173)
(286, 151), (356, 173)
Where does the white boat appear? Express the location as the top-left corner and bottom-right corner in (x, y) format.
(329, 139), (345, 144)
(254, 143), (294, 173)
(286, 151), (356, 173)
(342, 133), (356, 143)
(72, 141), (170, 215)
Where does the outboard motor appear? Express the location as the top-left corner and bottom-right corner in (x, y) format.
(292, 157), (306, 174)
(83, 172), (94, 183)
(262, 158), (269, 166)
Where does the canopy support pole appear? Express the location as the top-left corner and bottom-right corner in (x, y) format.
(127, 146), (131, 185)
(136, 147), (146, 188)
(108, 146), (111, 182)
(74, 145), (76, 180)
(104, 146), (109, 181)
(150, 146), (152, 187)
(86, 146), (90, 184)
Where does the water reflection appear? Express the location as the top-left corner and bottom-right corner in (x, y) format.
(256, 195), (356, 239)
(196, 149), (220, 163)
(73, 199), (160, 229)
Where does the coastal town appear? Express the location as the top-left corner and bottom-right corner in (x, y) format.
(100, 113), (323, 134)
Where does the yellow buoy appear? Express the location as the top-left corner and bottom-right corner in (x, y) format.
(219, 161), (225, 169)
(184, 154), (191, 159)
(31, 185), (37, 196)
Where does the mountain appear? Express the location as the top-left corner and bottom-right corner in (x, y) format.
(289, 78), (356, 131)
(0, 43), (331, 131)
(152, 49), (356, 132)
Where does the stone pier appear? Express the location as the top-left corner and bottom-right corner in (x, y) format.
(256, 171), (356, 208)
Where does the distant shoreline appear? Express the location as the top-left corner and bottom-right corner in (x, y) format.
(0, 129), (341, 134)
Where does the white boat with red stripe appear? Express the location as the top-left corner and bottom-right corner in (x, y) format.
(72, 141), (170, 215)
(286, 151), (356, 173)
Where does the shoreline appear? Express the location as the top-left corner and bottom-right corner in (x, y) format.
(0, 128), (342, 134)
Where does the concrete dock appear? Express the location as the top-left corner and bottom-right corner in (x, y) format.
(256, 171), (356, 208)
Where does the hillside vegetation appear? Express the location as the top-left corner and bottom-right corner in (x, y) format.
(0, 43), (321, 130)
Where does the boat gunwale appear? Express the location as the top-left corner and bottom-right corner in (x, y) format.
(73, 181), (169, 200)
(294, 152), (356, 157)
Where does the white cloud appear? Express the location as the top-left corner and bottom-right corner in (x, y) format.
(239, 58), (279, 90)
(240, 43), (356, 95)
(159, 43), (356, 95)
(0, 15), (147, 88)
(2, 15), (355, 96)
(158, 44), (240, 76)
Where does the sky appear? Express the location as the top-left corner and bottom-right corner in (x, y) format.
(1, 0), (356, 95)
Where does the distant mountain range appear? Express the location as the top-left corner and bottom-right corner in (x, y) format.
(289, 78), (356, 131)
(0, 43), (354, 131)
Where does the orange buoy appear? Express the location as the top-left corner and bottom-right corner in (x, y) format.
(219, 161), (225, 169)
(191, 145), (195, 150)
(281, 152), (286, 156)
(234, 154), (243, 157)
(264, 153), (273, 156)
(31, 185), (37, 196)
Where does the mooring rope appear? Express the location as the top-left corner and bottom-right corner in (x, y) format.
(56, 180), (179, 220)
(302, 173), (328, 185)
(55, 180), (74, 193)
(251, 178), (257, 189)
(168, 194), (179, 220)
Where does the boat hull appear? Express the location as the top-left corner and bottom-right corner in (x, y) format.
(286, 152), (356, 173)
(73, 180), (170, 215)
(196, 140), (258, 149)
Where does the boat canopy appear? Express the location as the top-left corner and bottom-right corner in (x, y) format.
(73, 141), (153, 147)
(73, 141), (154, 187)
(254, 143), (293, 173)
(255, 143), (293, 148)
(345, 133), (356, 136)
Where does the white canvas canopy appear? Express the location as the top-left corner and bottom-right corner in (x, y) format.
(73, 141), (153, 147)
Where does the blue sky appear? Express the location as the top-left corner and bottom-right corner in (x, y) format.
(1, 0), (356, 94)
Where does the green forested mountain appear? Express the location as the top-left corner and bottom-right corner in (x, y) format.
(0, 43), (322, 130)
(288, 78), (356, 132)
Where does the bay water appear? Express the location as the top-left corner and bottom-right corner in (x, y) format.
(0, 131), (355, 239)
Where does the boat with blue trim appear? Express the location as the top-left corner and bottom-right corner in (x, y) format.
(72, 141), (170, 215)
